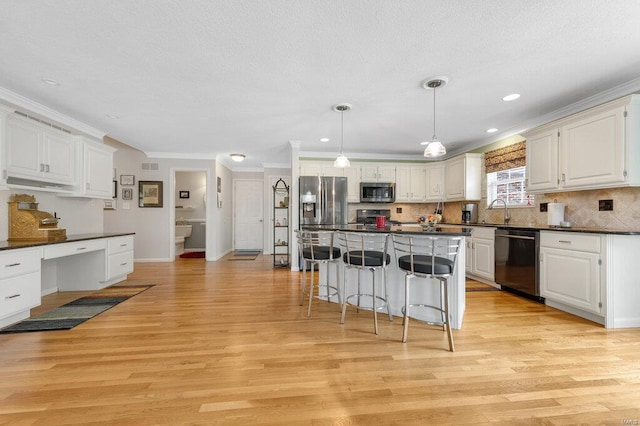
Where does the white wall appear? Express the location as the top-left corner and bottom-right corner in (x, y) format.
(0, 190), (104, 241)
(103, 142), (233, 261)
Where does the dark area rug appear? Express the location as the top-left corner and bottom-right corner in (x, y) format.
(228, 250), (261, 261)
(0, 284), (154, 334)
(179, 251), (205, 258)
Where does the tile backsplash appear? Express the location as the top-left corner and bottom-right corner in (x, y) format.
(349, 187), (640, 230)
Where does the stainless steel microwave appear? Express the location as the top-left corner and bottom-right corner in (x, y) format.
(360, 182), (395, 203)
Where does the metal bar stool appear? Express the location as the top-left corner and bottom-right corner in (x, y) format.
(392, 234), (462, 351)
(336, 231), (393, 334)
(295, 230), (341, 317)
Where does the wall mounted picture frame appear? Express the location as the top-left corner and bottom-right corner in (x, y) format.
(122, 188), (133, 200)
(139, 181), (163, 208)
(179, 190), (190, 199)
(120, 175), (135, 186)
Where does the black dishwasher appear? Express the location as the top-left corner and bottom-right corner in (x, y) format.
(494, 228), (543, 303)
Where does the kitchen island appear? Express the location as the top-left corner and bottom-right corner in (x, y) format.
(301, 224), (471, 329)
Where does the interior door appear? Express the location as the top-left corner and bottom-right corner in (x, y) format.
(234, 180), (264, 250)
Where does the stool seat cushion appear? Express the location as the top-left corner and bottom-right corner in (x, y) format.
(398, 255), (454, 275)
(302, 246), (341, 261)
(344, 250), (390, 267)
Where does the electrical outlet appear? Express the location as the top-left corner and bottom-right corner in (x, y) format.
(396, 207), (402, 213)
(540, 202), (548, 212)
(599, 199), (614, 211)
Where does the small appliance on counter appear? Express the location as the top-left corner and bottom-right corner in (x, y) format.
(8, 193), (66, 242)
(461, 203), (478, 224)
(547, 202), (565, 227)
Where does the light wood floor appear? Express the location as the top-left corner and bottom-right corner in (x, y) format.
(2, 255), (640, 425)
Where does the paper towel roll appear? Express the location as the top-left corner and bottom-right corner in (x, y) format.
(547, 203), (565, 226)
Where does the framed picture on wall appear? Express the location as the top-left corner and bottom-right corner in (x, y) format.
(120, 175), (135, 186)
(179, 190), (190, 199)
(139, 181), (163, 207)
(113, 180), (118, 198)
(122, 188), (133, 200)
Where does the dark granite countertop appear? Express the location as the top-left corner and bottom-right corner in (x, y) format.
(302, 224), (471, 236)
(440, 222), (640, 236)
(0, 232), (135, 251)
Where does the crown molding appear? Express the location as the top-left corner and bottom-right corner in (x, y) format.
(0, 86), (106, 139)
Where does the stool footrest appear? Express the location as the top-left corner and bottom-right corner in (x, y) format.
(344, 293), (391, 312)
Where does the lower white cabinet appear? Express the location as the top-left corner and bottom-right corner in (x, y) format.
(0, 248), (42, 327)
(540, 232), (603, 315)
(106, 236), (134, 281)
(465, 226), (495, 282)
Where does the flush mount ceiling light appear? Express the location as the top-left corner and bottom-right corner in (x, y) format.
(486, 128), (499, 133)
(333, 103), (352, 168)
(320, 137), (330, 143)
(420, 76), (448, 158)
(502, 93), (521, 101)
(230, 153), (246, 162)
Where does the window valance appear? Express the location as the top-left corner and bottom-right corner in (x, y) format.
(484, 141), (526, 173)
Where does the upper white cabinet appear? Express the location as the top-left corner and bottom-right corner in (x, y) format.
(426, 163), (445, 201)
(6, 114), (75, 185)
(360, 163), (395, 182)
(77, 136), (116, 198)
(342, 166), (360, 203)
(525, 95), (640, 193)
(395, 165), (426, 202)
(299, 160), (338, 177)
(444, 153), (481, 201)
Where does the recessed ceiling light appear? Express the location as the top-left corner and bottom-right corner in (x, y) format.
(502, 93), (520, 101)
(320, 138), (330, 142)
(42, 78), (59, 86)
(486, 128), (498, 133)
(106, 113), (120, 119)
(230, 153), (246, 162)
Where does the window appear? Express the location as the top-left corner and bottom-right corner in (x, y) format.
(486, 166), (534, 207)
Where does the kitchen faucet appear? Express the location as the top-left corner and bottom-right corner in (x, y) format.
(488, 198), (511, 225)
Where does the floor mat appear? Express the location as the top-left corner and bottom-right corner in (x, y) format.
(0, 285), (154, 333)
(228, 250), (261, 261)
(179, 251), (205, 258)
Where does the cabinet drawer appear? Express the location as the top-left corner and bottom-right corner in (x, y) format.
(107, 236), (134, 255)
(43, 239), (106, 260)
(0, 249), (41, 279)
(0, 272), (41, 319)
(540, 232), (601, 253)
(107, 251), (134, 279)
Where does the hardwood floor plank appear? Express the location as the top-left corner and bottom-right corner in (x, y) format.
(1, 255), (640, 424)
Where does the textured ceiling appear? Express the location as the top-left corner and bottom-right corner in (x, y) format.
(1, 0), (640, 169)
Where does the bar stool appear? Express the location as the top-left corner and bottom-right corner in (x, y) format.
(392, 234), (462, 351)
(295, 230), (341, 317)
(336, 232), (393, 334)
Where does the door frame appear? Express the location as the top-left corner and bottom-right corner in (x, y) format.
(232, 178), (264, 251)
(169, 167), (210, 260)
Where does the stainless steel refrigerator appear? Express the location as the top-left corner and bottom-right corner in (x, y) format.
(299, 176), (348, 226)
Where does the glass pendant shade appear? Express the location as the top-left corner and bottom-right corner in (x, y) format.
(334, 154), (350, 168)
(423, 140), (446, 157)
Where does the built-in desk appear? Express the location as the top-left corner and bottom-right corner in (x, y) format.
(0, 233), (135, 328)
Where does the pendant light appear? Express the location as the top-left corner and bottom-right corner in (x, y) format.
(420, 77), (448, 158)
(333, 103), (352, 168)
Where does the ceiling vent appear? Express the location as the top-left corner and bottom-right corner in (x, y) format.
(141, 162), (159, 171)
(14, 110), (72, 134)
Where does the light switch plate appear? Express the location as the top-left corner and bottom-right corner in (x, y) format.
(599, 199), (613, 211)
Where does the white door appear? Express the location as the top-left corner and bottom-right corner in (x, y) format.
(234, 180), (264, 250)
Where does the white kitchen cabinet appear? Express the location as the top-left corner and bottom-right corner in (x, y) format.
(105, 236), (134, 281)
(426, 163), (445, 201)
(5, 114), (76, 185)
(299, 160), (339, 177)
(342, 165), (360, 203)
(465, 226), (495, 282)
(540, 232), (603, 316)
(525, 127), (559, 192)
(444, 153), (481, 201)
(78, 137), (116, 198)
(0, 248), (42, 329)
(360, 163), (395, 183)
(395, 165), (426, 202)
(525, 94), (640, 193)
